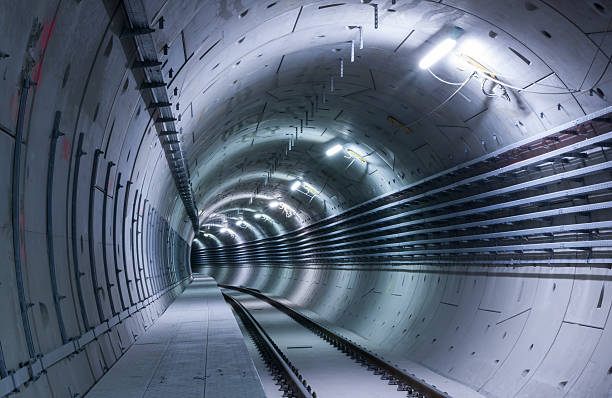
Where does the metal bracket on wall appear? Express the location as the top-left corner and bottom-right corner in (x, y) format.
(111, 172), (128, 311)
(88, 148), (107, 324)
(46, 111), (69, 343)
(129, 187), (144, 302)
(101, 161), (118, 316)
(12, 77), (37, 359)
(71, 132), (91, 331)
(122, 180), (137, 306)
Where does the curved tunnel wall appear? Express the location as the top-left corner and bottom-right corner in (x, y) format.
(193, 120), (612, 397)
(1, 2), (191, 397)
(2, 0), (612, 397)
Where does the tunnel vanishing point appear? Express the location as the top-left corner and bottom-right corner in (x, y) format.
(1, 1), (612, 397)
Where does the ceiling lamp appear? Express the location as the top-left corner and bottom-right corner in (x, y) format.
(254, 213), (273, 222)
(290, 181), (302, 191)
(269, 200), (279, 208)
(419, 38), (457, 70)
(326, 144), (343, 156)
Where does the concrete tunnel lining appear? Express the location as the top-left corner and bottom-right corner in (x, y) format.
(0, 0), (611, 397)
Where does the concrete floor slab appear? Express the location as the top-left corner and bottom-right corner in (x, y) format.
(85, 277), (265, 398)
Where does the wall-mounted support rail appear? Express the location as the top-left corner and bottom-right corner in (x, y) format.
(46, 111), (69, 342)
(119, 0), (199, 233)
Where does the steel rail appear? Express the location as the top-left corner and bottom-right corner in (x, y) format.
(216, 126), (612, 249)
(196, 221), (612, 261)
(222, 285), (450, 398)
(218, 220), (612, 257)
(222, 292), (315, 398)
(195, 199), (612, 263)
(195, 170), (612, 258)
(217, 158), (612, 254)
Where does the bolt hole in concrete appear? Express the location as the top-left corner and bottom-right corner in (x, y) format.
(61, 64), (70, 88)
(593, 2), (606, 13)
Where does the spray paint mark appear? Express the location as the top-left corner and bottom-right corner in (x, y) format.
(31, 16), (57, 84)
(40, 17), (57, 53)
(61, 139), (71, 162)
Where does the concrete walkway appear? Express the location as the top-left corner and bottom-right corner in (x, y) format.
(85, 276), (265, 398)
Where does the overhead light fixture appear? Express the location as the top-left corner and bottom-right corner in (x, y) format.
(419, 38), (457, 69)
(236, 220), (245, 227)
(302, 182), (318, 195)
(290, 181), (302, 191)
(269, 200), (279, 208)
(220, 227), (229, 233)
(326, 144), (343, 156)
(254, 213), (273, 222)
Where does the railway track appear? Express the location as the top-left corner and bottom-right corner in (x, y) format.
(222, 284), (450, 398)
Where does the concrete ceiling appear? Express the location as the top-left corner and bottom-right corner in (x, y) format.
(144, 0), (611, 243)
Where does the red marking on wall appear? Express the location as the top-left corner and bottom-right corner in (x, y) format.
(61, 139), (71, 162)
(31, 62), (43, 86)
(31, 16), (57, 85)
(40, 17), (57, 53)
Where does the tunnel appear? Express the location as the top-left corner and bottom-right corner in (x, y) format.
(1, 0), (612, 397)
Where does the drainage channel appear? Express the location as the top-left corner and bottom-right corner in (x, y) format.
(222, 285), (450, 398)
